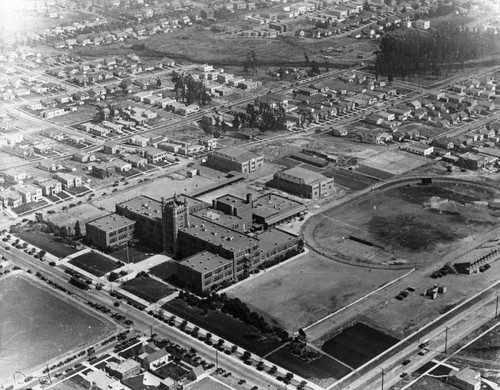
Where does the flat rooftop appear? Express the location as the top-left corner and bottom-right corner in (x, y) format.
(193, 209), (243, 226)
(117, 194), (206, 221)
(180, 250), (233, 274)
(180, 215), (259, 252)
(87, 213), (135, 231)
(253, 193), (306, 221)
(279, 166), (327, 185)
(258, 228), (298, 254)
(215, 194), (248, 208)
(212, 146), (261, 163)
(117, 195), (163, 221)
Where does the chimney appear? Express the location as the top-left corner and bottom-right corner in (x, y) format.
(246, 193), (253, 207)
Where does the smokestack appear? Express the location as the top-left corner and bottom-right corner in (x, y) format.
(246, 193), (253, 207)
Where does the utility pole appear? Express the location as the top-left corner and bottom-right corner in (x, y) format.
(444, 326), (449, 354)
(496, 296), (499, 319)
(216, 349), (219, 370)
(381, 368), (384, 390)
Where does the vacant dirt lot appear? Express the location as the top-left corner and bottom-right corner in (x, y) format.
(228, 250), (405, 332)
(309, 181), (500, 267)
(92, 173), (216, 212)
(48, 203), (109, 234)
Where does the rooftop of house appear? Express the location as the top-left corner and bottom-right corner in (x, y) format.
(460, 152), (485, 161)
(108, 358), (141, 373)
(449, 367), (481, 385)
(179, 250), (233, 274)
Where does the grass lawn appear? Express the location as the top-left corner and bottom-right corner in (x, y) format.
(121, 276), (175, 303)
(321, 323), (399, 369)
(405, 376), (456, 390)
(162, 299), (283, 357)
(149, 260), (177, 280)
(66, 186), (91, 195)
(17, 230), (79, 258)
(109, 245), (151, 264)
(69, 252), (120, 277)
(13, 200), (49, 215)
(267, 345), (352, 385)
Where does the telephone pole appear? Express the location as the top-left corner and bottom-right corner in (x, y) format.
(496, 296), (499, 319)
(444, 326), (449, 354)
(381, 367), (384, 390)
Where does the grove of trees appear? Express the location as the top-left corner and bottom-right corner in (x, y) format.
(172, 71), (212, 106)
(375, 24), (500, 79)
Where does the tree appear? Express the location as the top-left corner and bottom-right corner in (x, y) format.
(108, 272), (119, 282)
(363, 0), (371, 12)
(200, 9), (208, 19)
(309, 61), (321, 76)
(59, 226), (68, 239)
(298, 328), (307, 339)
(39, 250), (46, 259)
(74, 221), (82, 238)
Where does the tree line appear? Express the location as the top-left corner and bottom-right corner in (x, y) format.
(375, 23), (500, 79)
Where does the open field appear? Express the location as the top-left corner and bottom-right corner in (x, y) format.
(50, 106), (97, 126)
(0, 274), (114, 385)
(228, 250), (406, 332)
(120, 276), (175, 303)
(358, 150), (430, 178)
(95, 29), (376, 67)
(69, 252), (120, 276)
(310, 181), (500, 267)
(18, 230), (79, 258)
(163, 299), (283, 357)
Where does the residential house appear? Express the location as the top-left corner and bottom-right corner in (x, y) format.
(124, 155), (147, 167)
(103, 140), (120, 154)
(54, 173), (82, 189)
(73, 152), (96, 163)
(404, 142), (434, 156)
(13, 184), (43, 203)
(458, 152), (486, 171)
(138, 146), (168, 163)
(35, 179), (62, 196)
(359, 129), (393, 144)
